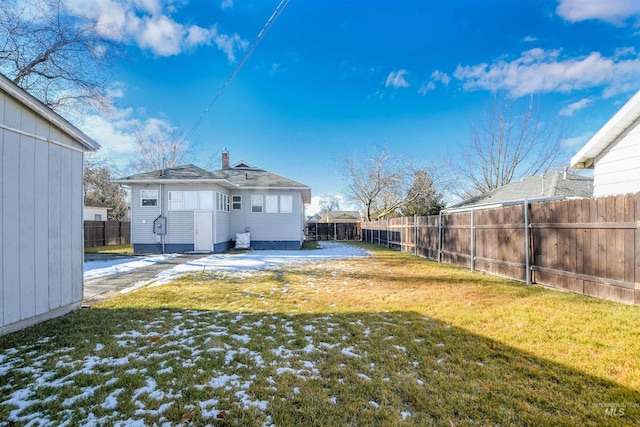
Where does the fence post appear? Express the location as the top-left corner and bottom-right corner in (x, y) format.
(524, 199), (531, 285)
(334, 222), (337, 241)
(438, 211), (443, 263)
(386, 218), (390, 248)
(470, 209), (476, 272)
(377, 219), (380, 246)
(414, 214), (418, 256)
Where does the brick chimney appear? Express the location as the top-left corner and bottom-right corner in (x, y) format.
(222, 148), (229, 169)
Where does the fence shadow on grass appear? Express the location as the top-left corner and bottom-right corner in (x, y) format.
(1, 307), (638, 426)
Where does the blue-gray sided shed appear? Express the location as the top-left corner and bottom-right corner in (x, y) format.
(0, 73), (99, 335)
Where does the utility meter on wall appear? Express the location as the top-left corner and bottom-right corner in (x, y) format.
(153, 216), (167, 235)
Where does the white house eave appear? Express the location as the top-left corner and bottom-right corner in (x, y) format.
(0, 73), (100, 152)
(112, 179), (240, 188)
(570, 89), (640, 169)
(112, 181), (312, 204)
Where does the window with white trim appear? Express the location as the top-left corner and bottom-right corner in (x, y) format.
(232, 195), (242, 210)
(265, 195), (278, 213)
(168, 190), (214, 211)
(200, 191), (214, 210)
(169, 191), (183, 210)
(141, 189), (158, 207)
(184, 191), (198, 210)
(216, 192), (230, 212)
(280, 195), (293, 213)
(251, 195), (263, 213)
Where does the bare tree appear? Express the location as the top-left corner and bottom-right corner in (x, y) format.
(129, 124), (189, 173)
(0, 0), (116, 112)
(319, 195), (341, 213)
(457, 94), (566, 197)
(84, 156), (128, 220)
(341, 149), (418, 221)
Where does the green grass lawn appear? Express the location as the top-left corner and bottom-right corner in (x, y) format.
(1, 243), (639, 426)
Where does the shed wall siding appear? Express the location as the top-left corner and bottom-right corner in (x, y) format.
(1, 140), (82, 327)
(1, 89), (86, 334)
(593, 119), (640, 196)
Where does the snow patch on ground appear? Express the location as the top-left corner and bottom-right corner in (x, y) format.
(84, 254), (178, 280)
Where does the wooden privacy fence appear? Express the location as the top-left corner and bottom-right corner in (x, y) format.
(84, 221), (130, 248)
(306, 222), (361, 241)
(362, 193), (640, 306)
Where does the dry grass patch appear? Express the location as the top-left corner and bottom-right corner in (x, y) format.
(1, 242), (639, 426)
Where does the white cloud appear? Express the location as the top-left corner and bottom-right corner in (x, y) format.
(418, 81), (436, 95)
(221, 0), (234, 9)
(559, 98), (592, 116)
(135, 14), (184, 56)
(454, 48), (640, 98)
(432, 70), (451, 86)
(556, 0), (640, 24)
(418, 70), (451, 95)
(72, 101), (178, 164)
(524, 35), (538, 42)
(563, 132), (594, 147)
(212, 31), (248, 62)
(77, 109), (138, 156)
(270, 63), (287, 75)
(62, 0), (247, 59)
(385, 70), (410, 88)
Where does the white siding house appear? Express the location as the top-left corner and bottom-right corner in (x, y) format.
(84, 198), (109, 221)
(114, 153), (311, 254)
(0, 73), (99, 335)
(571, 90), (640, 196)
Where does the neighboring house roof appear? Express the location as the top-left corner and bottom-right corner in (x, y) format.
(114, 163), (312, 205)
(449, 172), (593, 210)
(84, 198), (110, 209)
(308, 211), (361, 222)
(571, 89), (640, 169)
(0, 73), (100, 152)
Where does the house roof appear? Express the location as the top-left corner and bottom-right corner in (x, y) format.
(84, 198), (110, 209)
(448, 172), (593, 210)
(571, 89), (640, 169)
(0, 73), (99, 152)
(308, 211), (361, 222)
(114, 163), (312, 205)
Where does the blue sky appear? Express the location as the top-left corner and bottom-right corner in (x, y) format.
(65, 0), (640, 213)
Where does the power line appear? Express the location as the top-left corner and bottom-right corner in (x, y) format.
(185, 0), (290, 141)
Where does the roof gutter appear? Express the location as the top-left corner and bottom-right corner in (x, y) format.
(112, 178), (240, 187)
(442, 195), (569, 214)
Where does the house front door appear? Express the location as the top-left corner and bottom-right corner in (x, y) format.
(194, 210), (212, 252)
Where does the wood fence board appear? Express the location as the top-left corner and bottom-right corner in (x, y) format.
(84, 221), (131, 247)
(613, 196), (624, 282)
(636, 193), (640, 306)
(575, 199), (585, 293)
(360, 192), (640, 306)
(598, 197), (607, 279)
(588, 197), (598, 279)
(623, 194), (634, 284)
(606, 196), (615, 279)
